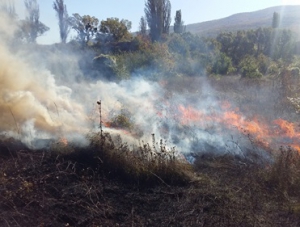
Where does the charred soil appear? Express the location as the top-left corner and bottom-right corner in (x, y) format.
(0, 139), (300, 227)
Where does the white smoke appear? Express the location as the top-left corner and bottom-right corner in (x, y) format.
(0, 8), (265, 156)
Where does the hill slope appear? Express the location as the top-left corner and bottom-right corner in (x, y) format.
(186, 5), (300, 37)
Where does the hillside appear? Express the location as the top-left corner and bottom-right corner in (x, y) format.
(186, 5), (300, 37)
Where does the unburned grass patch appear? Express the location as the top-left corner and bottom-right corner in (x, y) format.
(87, 132), (192, 187)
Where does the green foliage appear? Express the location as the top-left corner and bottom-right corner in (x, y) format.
(69, 13), (99, 45)
(114, 52), (149, 77)
(110, 109), (133, 130)
(257, 53), (271, 75)
(174, 10), (185, 34)
(164, 33), (210, 76)
(63, 12), (298, 79)
(93, 54), (120, 79)
(271, 29), (295, 61)
(53, 0), (70, 43)
(20, 0), (49, 43)
(100, 18), (132, 42)
(255, 27), (272, 55)
(167, 34), (190, 56)
(232, 31), (255, 64)
(112, 39), (176, 78)
(239, 55), (263, 78)
(272, 12), (280, 29)
(211, 52), (236, 75)
(216, 32), (234, 53)
(112, 55), (131, 79)
(211, 28), (297, 75)
(144, 0), (171, 42)
(139, 16), (147, 36)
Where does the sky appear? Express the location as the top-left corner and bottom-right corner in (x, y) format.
(10, 0), (300, 44)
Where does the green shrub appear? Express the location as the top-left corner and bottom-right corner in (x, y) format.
(239, 55), (263, 78)
(110, 108), (133, 130)
(210, 52), (236, 75)
(167, 34), (190, 57)
(257, 53), (271, 75)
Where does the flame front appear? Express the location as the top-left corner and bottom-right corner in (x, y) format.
(177, 103), (300, 152)
(59, 137), (68, 146)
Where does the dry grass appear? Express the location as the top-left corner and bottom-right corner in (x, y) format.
(87, 132), (192, 187)
(266, 147), (300, 199)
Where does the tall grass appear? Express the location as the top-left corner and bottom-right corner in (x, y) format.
(267, 147), (300, 198)
(87, 131), (192, 186)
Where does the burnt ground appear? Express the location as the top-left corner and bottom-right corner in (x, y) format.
(0, 139), (300, 227)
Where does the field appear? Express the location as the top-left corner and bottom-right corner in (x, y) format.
(1, 75), (300, 226)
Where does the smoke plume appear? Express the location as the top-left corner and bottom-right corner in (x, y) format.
(0, 8), (299, 157)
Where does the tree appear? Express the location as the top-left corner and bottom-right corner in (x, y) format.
(216, 32), (234, 54)
(168, 34), (189, 56)
(211, 52), (235, 75)
(20, 0), (49, 43)
(69, 13), (99, 45)
(239, 55), (262, 78)
(231, 30), (254, 65)
(1, 0), (17, 20)
(0, 0), (19, 42)
(162, 0), (171, 34)
(139, 16), (147, 36)
(271, 29), (295, 60)
(272, 12), (280, 29)
(100, 18), (132, 41)
(53, 0), (70, 43)
(174, 10), (184, 34)
(144, 0), (171, 42)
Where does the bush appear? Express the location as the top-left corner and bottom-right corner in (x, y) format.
(111, 40), (176, 78)
(257, 53), (271, 75)
(239, 55), (263, 78)
(109, 108), (133, 130)
(167, 34), (190, 57)
(210, 52), (236, 75)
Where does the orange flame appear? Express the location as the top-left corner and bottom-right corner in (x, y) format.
(59, 137), (68, 146)
(274, 119), (297, 137)
(177, 103), (300, 152)
(103, 121), (111, 127)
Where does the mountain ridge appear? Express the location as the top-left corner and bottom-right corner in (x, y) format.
(184, 5), (300, 37)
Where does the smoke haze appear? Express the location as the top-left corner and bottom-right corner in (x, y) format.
(1, 7), (299, 157)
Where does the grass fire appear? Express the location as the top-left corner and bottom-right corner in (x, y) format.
(1, 1), (300, 226)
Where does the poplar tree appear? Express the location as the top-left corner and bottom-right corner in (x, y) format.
(139, 16), (147, 36)
(144, 0), (171, 42)
(53, 0), (70, 43)
(272, 12), (280, 29)
(174, 10), (184, 34)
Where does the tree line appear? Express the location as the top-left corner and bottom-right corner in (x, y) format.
(1, 0), (185, 44)
(2, 0), (299, 80)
